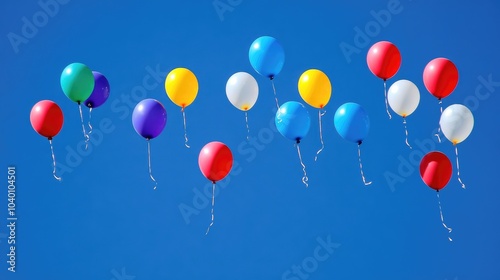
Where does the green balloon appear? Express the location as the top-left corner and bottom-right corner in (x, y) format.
(60, 63), (95, 103)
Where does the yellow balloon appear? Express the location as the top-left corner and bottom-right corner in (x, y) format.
(298, 69), (331, 109)
(165, 68), (199, 108)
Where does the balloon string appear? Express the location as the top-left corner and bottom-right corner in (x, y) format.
(87, 107), (93, 137)
(182, 108), (190, 148)
(315, 109), (326, 161)
(357, 143), (372, 186)
(384, 80), (392, 119)
(403, 117), (412, 149)
(455, 145), (466, 189)
(78, 103), (90, 150)
(205, 182), (216, 235)
(271, 79), (280, 110)
(435, 100), (443, 143)
(437, 192), (453, 241)
(48, 139), (62, 181)
(296, 142), (309, 187)
(147, 140), (157, 190)
(244, 111), (250, 141)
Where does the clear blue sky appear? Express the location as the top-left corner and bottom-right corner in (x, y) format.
(1, 1), (500, 279)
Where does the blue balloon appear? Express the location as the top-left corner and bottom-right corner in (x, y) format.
(275, 101), (310, 142)
(249, 36), (285, 79)
(334, 102), (370, 144)
(132, 99), (167, 140)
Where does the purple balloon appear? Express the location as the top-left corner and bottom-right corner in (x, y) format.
(84, 71), (110, 108)
(132, 99), (167, 139)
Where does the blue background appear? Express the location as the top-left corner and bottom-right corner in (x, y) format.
(1, 0), (499, 279)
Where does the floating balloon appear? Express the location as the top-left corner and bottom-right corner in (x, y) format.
(367, 41), (401, 119)
(423, 58), (459, 100)
(249, 36), (285, 79)
(84, 71), (110, 109)
(226, 72), (259, 139)
(30, 100), (64, 181)
(334, 103), (372, 185)
(60, 62), (95, 103)
(387, 79), (420, 148)
(275, 101), (311, 187)
(440, 104), (474, 189)
(298, 69), (332, 161)
(420, 151), (453, 241)
(132, 99), (167, 190)
(198, 141), (233, 234)
(165, 67), (198, 148)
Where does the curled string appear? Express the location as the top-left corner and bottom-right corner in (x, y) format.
(314, 109), (326, 161)
(435, 100), (443, 143)
(455, 145), (466, 189)
(384, 80), (392, 119)
(271, 78), (280, 110)
(357, 143), (372, 186)
(205, 182), (216, 235)
(437, 192), (453, 241)
(181, 108), (190, 148)
(78, 103), (90, 150)
(244, 111), (250, 141)
(87, 107), (93, 137)
(48, 138), (62, 181)
(147, 139), (157, 190)
(295, 142), (309, 187)
(403, 117), (412, 149)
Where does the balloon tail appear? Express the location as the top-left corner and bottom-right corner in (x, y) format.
(314, 109), (326, 161)
(48, 139), (62, 181)
(295, 142), (309, 187)
(271, 79), (280, 110)
(435, 100), (443, 143)
(147, 140), (157, 190)
(205, 182), (216, 235)
(357, 143), (372, 186)
(182, 108), (190, 148)
(403, 117), (412, 149)
(87, 107), (93, 137)
(437, 192), (453, 241)
(455, 145), (466, 189)
(245, 111), (250, 141)
(384, 80), (392, 119)
(78, 103), (90, 150)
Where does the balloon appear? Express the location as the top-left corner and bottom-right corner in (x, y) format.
(298, 69), (332, 109)
(366, 41), (401, 80)
(275, 101), (311, 142)
(132, 99), (167, 139)
(84, 71), (110, 108)
(226, 72), (259, 111)
(60, 62), (95, 103)
(249, 36), (285, 79)
(165, 68), (198, 108)
(334, 102), (370, 144)
(30, 100), (64, 139)
(420, 151), (452, 191)
(423, 58), (459, 99)
(439, 104), (474, 145)
(387, 79), (420, 117)
(198, 141), (233, 182)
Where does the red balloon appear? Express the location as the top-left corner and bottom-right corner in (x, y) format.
(198, 141), (233, 182)
(366, 41), (401, 80)
(423, 58), (459, 100)
(30, 100), (64, 139)
(420, 151), (452, 191)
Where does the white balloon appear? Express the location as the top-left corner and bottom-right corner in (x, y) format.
(387, 79), (420, 117)
(226, 72), (259, 111)
(439, 104), (474, 144)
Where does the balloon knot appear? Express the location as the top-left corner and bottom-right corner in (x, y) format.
(270, 76), (274, 80)
(357, 140), (362, 145)
(296, 139), (301, 144)
(48, 136), (53, 141)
